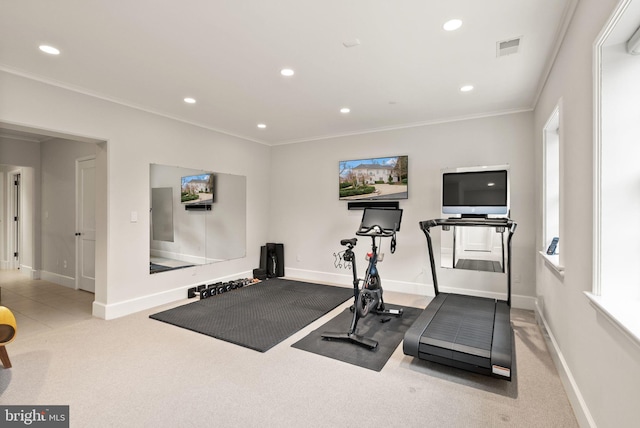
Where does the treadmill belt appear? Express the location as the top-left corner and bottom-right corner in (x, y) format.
(455, 259), (503, 272)
(423, 294), (495, 354)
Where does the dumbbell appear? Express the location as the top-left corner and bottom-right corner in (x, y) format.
(207, 284), (217, 297)
(188, 284), (207, 299)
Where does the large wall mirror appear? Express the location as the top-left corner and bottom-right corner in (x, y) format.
(440, 225), (508, 273)
(149, 164), (246, 274)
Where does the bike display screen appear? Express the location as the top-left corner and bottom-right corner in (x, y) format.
(358, 208), (403, 233)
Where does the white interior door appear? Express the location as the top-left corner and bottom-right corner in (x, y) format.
(76, 158), (96, 293)
(461, 226), (493, 252)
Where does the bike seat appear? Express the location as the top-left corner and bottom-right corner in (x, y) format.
(340, 238), (357, 247)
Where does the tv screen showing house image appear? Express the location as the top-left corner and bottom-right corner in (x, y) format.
(181, 173), (214, 205)
(339, 156), (408, 200)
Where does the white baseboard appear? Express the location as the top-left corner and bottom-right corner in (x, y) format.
(18, 265), (40, 280)
(97, 270), (252, 320)
(535, 301), (595, 428)
(40, 270), (76, 289)
(283, 267), (428, 295)
(285, 268), (536, 310)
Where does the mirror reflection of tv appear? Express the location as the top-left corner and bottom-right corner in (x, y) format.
(339, 155), (408, 201)
(442, 166), (509, 216)
(181, 173), (214, 205)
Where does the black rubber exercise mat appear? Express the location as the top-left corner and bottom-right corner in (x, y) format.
(291, 305), (422, 371)
(149, 279), (353, 352)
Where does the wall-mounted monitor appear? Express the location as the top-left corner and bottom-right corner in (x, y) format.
(181, 173), (214, 206)
(442, 166), (509, 216)
(339, 155), (408, 201)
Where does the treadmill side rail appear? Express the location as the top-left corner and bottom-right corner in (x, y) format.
(490, 301), (513, 380)
(403, 294), (448, 357)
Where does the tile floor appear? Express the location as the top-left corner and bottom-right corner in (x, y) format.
(0, 269), (94, 341)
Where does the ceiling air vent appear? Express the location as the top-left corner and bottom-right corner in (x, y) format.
(497, 37), (521, 57)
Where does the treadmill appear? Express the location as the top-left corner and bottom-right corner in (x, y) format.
(403, 217), (517, 380)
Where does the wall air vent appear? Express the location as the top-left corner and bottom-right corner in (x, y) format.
(497, 37), (521, 57)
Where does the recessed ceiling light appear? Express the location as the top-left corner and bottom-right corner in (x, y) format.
(460, 85), (474, 92)
(39, 45), (60, 55)
(280, 68), (295, 77)
(487, 182), (495, 187)
(443, 19), (463, 31)
(184, 97), (196, 104)
(257, 123), (267, 129)
(340, 107), (351, 114)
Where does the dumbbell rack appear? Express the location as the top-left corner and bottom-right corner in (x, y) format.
(187, 277), (261, 300)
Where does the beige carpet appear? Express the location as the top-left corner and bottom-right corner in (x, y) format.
(0, 289), (577, 427)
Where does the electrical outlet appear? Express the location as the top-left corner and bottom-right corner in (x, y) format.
(63, 260), (67, 269)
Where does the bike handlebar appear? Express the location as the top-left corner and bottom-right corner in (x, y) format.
(355, 224), (398, 238)
(355, 224), (398, 254)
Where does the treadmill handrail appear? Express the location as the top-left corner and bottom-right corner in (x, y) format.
(418, 217), (517, 306)
(430, 217), (516, 230)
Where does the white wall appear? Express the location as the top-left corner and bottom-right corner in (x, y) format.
(269, 112), (537, 308)
(533, 0), (640, 426)
(0, 70), (271, 319)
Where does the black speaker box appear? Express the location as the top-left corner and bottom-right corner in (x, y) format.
(347, 201), (399, 210)
(273, 243), (284, 277)
(259, 246), (268, 271)
(261, 243), (284, 277)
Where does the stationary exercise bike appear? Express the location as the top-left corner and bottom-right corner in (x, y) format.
(322, 208), (403, 350)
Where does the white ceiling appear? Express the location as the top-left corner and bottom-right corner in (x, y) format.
(0, 0), (576, 146)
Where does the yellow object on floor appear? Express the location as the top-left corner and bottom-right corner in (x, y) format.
(0, 305), (17, 368)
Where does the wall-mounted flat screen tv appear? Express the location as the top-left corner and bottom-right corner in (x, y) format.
(441, 167), (509, 216)
(181, 173), (214, 205)
(339, 155), (408, 201)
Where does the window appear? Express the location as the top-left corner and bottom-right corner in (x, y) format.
(592, 0), (640, 345)
(542, 103), (563, 272)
